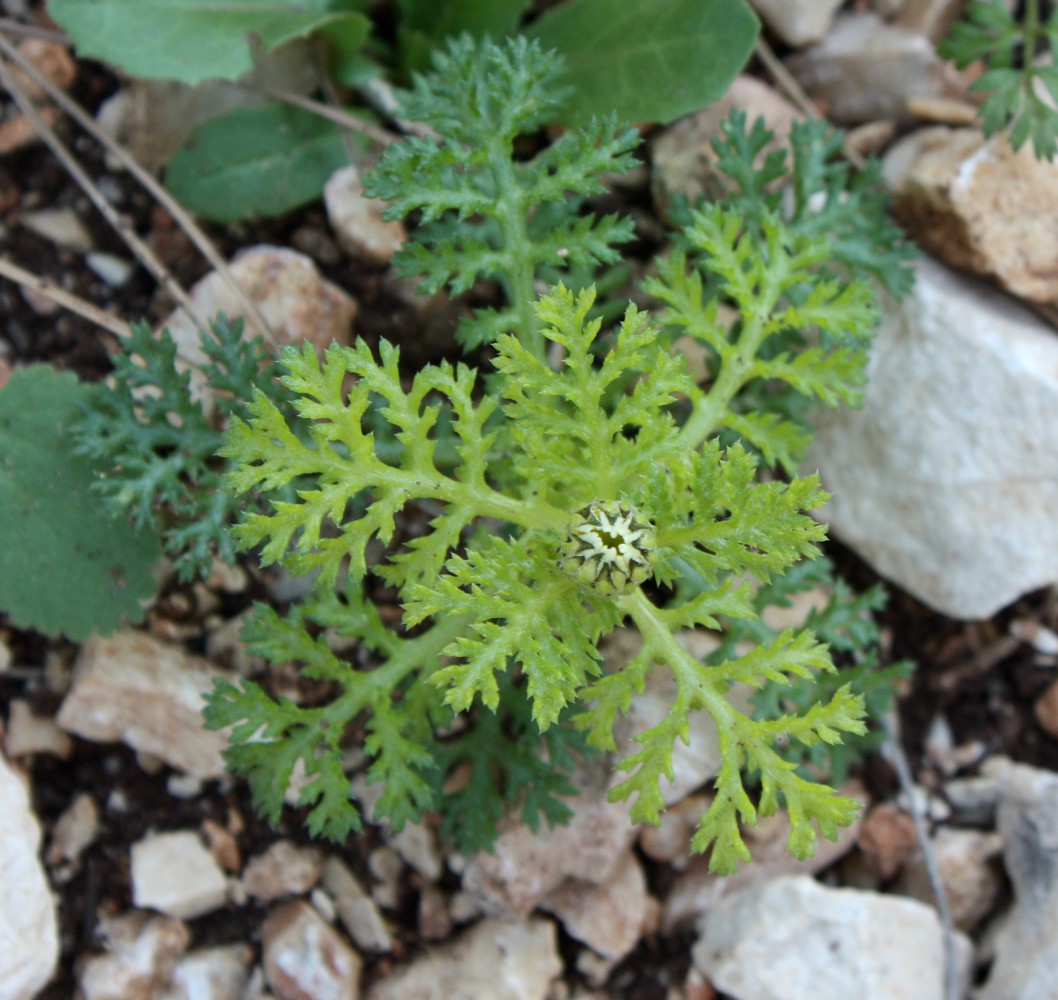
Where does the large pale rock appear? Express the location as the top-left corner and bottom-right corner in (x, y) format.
(366, 917), (561, 1000)
(787, 12), (953, 127)
(692, 874), (972, 999)
(56, 631), (232, 778)
(651, 75), (801, 214)
(262, 900), (362, 1000)
(886, 127), (1058, 323)
(749, 0), (845, 46)
(807, 255), (1058, 618)
(977, 762), (1058, 999)
(0, 756), (58, 999)
(161, 245), (356, 412)
(131, 830), (229, 920)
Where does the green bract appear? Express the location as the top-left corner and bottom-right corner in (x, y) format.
(211, 196), (879, 870)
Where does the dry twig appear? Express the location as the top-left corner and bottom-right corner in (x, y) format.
(0, 257), (129, 338)
(882, 709), (960, 1000)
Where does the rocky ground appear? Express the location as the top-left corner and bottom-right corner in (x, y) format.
(5, 1), (1058, 999)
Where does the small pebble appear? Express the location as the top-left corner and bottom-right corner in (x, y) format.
(86, 251), (135, 288)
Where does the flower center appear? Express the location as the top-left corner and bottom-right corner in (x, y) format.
(559, 500), (656, 596)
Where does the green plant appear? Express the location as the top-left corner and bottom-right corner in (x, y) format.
(207, 181), (882, 870)
(939, 0), (1058, 159)
(0, 365), (160, 640)
(362, 35), (640, 356)
(74, 315), (291, 583)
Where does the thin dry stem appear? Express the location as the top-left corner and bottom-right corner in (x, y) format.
(247, 80), (402, 147)
(0, 51), (208, 333)
(882, 710), (960, 1000)
(0, 28), (276, 340)
(0, 257), (130, 338)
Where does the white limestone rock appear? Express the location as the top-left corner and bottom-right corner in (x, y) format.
(692, 873), (972, 999)
(807, 255), (1058, 619)
(0, 755), (58, 1000)
(5, 697), (73, 758)
(46, 791), (100, 866)
(262, 900), (362, 1000)
(390, 822), (442, 882)
(56, 631), (232, 779)
(894, 826), (1004, 932)
(460, 785), (636, 916)
(366, 917), (561, 1000)
(131, 830), (229, 920)
(749, 0), (845, 46)
(977, 762), (1058, 999)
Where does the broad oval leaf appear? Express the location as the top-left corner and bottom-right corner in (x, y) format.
(0, 366), (160, 640)
(165, 102), (354, 221)
(527, 0), (759, 126)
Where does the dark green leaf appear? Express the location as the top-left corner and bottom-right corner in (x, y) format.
(0, 366), (160, 640)
(166, 103), (353, 222)
(527, 0), (759, 125)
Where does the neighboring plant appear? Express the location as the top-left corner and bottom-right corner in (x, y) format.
(50, 0), (758, 221)
(207, 188), (882, 871)
(662, 110), (917, 476)
(939, 0), (1058, 159)
(74, 315), (290, 583)
(362, 35), (640, 356)
(0, 365), (160, 640)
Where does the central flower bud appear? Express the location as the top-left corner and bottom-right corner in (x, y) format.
(559, 500), (657, 596)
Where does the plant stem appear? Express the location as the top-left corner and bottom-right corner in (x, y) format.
(490, 139), (544, 362)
